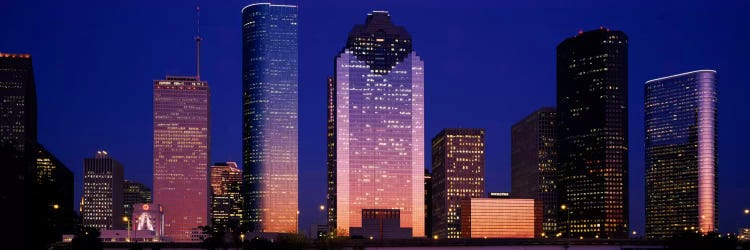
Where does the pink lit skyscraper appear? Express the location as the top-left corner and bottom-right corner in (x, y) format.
(327, 11), (425, 237)
(153, 76), (209, 242)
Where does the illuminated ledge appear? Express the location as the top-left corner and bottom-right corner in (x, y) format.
(242, 3), (297, 13)
(645, 70), (716, 84)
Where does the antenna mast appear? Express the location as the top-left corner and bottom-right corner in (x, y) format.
(195, 2), (202, 80)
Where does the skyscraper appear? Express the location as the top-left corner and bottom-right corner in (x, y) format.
(328, 11), (425, 237)
(82, 150), (124, 230)
(511, 107), (557, 236)
(210, 162), (243, 231)
(431, 128), (485, 239)
(0, 53), (36, 155)
(645, 70), (718, 238)
(241, 3), (299, 233)
(123, 180), (152, 220)
(556, 28), (629, 239)
(153, 76), (210, 241)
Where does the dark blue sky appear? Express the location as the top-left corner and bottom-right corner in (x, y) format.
(2, 0), (748, 235)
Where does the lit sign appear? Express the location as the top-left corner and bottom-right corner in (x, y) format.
(489, 192), (510, 198)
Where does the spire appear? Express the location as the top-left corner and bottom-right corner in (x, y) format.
(195, 2), (202, 80)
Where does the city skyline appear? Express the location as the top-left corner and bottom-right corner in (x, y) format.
(1, 0), (749, 238)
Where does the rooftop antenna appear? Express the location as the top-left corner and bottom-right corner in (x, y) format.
(195, 1), (202, 80)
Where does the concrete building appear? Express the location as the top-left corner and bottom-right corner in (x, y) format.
(82, 150), (124, 230)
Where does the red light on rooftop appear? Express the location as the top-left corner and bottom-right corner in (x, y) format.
(577, 29), (584, 36)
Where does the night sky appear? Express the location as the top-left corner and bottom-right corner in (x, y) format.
(2, 0), (748, 235)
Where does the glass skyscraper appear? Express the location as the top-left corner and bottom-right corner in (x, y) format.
(328, 11), (425, 237)
(645, 70), (718, 239)
(511, 107), (557, 237)
(153, 76), (210, 241)
(241, 3), (299, 233)
(431, 128), (486, 239)
(556, 28), (629, 239)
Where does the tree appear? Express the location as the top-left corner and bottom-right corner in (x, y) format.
(70, 226), (103, 250)
(668, 231), (737, 250)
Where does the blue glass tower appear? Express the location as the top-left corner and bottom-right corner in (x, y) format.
(241, 3), (298, 233)
(645, 70), (718, 239)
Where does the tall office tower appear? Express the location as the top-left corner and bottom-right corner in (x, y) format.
(82, 151), (124, 229)
(0, 53), (36, 155)
(511, 107), (557, 236)
(153, 76), (210, 241)
(328, 11), (425, 237)
(210, 162), (243, 231)
(645, 70), (718, 239)
(424, 169), (432, 238)
(556, 28), (629, 239)
(241, 3), (299, 233)
(123, 180), (152, 220)
(431, 128), (485, 239)
(0, 52), (37, 249)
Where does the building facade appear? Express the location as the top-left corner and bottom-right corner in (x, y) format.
(153, 76), (210, 241)
(82, 151), (124, 230)
(124, 180), (152, 220)
(460, 198), (542, 239)
(556, 28), (629, 239)
(431, 128), (485, 239)
(132, 203), (165, 239)
(0, 52), (36, 155)
(241, 3), (299, 233)
(350, 209), (413, 239)
(424, 169), (432, 238)
(210, 162), (243, 231)
(328, 11), (425, 237)
(511, 107), (557, 236)
(644, 70), (718, 238)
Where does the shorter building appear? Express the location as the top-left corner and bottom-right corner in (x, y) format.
(82, 150), (124, 230)
(309, 224), (329, 239)
(123, 180), (152, 220)
(132, 203), (164, 239)
(210, 162), (243, 232)
(350, 209), (412, 239)
(424, 169), (432, 238)
(460, 198), (542, 239)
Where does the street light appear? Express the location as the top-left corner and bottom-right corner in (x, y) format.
(123, 216), (130, 242)
(296, 210), (300, 234)
(561, 204), (570, 249)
